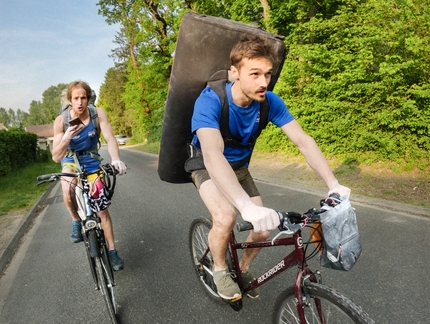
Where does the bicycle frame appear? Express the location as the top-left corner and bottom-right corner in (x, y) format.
(73, 174), (115, 284)
(199, 228), (321, 323)
(37, 164), (119, 323)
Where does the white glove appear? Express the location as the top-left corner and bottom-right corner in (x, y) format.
(111, 160), (127, 175)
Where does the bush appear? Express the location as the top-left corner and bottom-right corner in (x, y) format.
(0, 129), (38, 177)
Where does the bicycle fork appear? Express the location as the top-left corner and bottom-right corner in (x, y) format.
(295, 267), (325, 323)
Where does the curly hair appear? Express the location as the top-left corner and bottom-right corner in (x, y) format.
(67, 81), (92, 102)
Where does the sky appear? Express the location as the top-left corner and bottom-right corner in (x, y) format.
(0, 0), (119, 112)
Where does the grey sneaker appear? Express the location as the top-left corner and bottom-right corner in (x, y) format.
(70, 220), (83, 243)
(213, 269), (241, 300)
(241, 271), (260, 298)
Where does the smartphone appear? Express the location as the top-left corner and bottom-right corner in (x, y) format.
(69, 117), (83, 126)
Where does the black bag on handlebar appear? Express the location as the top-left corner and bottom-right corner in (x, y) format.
(319, 197), (362, 271)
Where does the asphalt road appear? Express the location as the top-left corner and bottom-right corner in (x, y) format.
(0, 147), (429, 323)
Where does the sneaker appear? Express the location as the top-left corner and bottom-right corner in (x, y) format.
(70, 220), (83, 243)
(213, 269), (241, 300)
(241, 271), (260, 298)
(109, 250), (124, 271)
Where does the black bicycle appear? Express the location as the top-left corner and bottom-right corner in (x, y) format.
(189, 197), (374, 323)
(37, 163), (119, 323)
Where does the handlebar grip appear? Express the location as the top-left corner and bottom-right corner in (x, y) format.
(101, 163), (119, 175)
(37, 174), (54, 181)
(236, 221), (254, 232)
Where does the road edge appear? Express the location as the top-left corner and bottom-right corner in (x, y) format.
(131, 148), (430, 217)
(0, 182), (57, 277)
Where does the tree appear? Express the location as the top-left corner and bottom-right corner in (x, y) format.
(275, 0), (430, 166)
(27, 83), (68, 125)
(97, 0), (187, 142)
(0, 108), (11, 127)
(98, 66), (130, 136)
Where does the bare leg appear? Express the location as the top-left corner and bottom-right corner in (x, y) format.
(98, 209), (116, 251)
(199, 181), (270, 272)
(199, 179), (236, 271)
(61, 169), (80, 221)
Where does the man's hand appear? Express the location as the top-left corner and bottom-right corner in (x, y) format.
(241, 205), (280, 232)
(112, 160), (127, 175)
(328, 183), (351, 198)
(63, 124), (83, 141)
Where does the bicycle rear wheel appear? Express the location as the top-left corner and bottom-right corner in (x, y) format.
(273, 282), (374, 324)
(189, 217), (234, 304)
(95, 256), (118, 324)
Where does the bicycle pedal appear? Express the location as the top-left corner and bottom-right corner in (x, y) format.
(227, 296), (243, 312)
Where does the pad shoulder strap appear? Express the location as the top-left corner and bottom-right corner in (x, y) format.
(207, 75), (269, 149)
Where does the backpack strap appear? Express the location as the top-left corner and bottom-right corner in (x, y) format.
(207, 77), (269, 149)
(61, 105), (102, 171)
(87, 105), (101, 136)
(61, 104), (100, 137)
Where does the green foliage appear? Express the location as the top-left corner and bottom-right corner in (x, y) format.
(94, 0), (430, 170)
(0, 129), (38, 177)
(123, 61), (169, 143)
(267, 0), (430, 169)
(255, 123), (297, 153)
(0, 107), (29, 128)
(98, 66), (130, 137)
(0, 156), (59, 215)
(36, 146), (50, 162)
(27, 83), (68, 125)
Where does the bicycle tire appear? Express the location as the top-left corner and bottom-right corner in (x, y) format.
(84, 234), (98, 289)
(273, 282), (374, 324)
(95, 256), (118, 323)
(189, 217), (234, 304)
(88, 230), (99, 258)
(100, 240), (115, 287)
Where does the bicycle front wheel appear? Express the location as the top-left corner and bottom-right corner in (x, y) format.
(273, 282), (374, 324)
(189, 217), (235, 303)
(95, 256), (118, 323)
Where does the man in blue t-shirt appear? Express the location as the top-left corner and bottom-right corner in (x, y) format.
(190, 35), (351, 300)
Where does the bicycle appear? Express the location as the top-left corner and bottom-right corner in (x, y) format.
(37, 163), (119, 324)
(189, 196), (374, 323)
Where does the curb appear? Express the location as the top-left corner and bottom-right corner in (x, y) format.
(0, 182), (57, 276)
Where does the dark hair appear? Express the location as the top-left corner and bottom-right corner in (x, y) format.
(67, 81), (92, 102)
(230, 35), (276, 69)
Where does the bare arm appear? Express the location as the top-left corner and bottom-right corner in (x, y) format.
(51, 115), (83, 163)
(281, 120), (351, 197)
(97, 107), (126, 174)
(197, 127), (280, 231)
(197, 128), (251, 209)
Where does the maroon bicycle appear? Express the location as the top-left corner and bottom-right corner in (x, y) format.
(188, 200), (374, 324)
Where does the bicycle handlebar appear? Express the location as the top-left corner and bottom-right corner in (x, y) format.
(236, 209), (323, 233)
(36, 163), (118, 185)
(36, 173), (76, 182)
(236, 193), (341, 233)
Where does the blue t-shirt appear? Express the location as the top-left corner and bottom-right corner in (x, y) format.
(191, 82), (294, 163)
(61, 117), (100, 172)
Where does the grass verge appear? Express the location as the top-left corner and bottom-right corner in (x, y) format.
(131, 142), (429, 208)
(0, 159), (60, 216)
